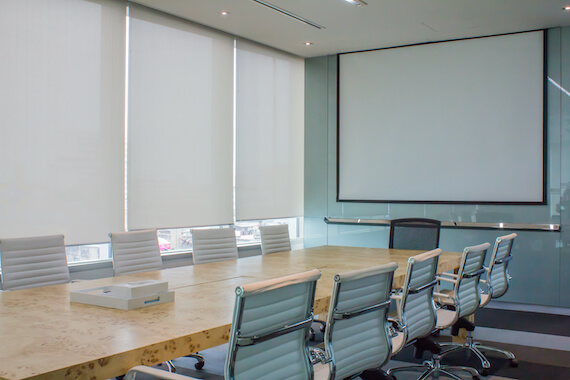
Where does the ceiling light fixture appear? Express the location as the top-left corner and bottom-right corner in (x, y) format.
(564, 6), (570, 10)
(344, 0), (368, 6)
(305, 42), (313, 46)
(221, 11), (230, 16)
(250, 0), (324, 29)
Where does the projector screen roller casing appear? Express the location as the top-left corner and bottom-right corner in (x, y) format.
(337, 30), (545, 204)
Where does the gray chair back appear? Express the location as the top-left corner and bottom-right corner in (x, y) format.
(110, 229), (163, 276)
(324, 262), (397, 380)
(396, 249), (441, 348)
(259, 225), (291, 255)
(225, 269), (321, 380)
(0, 234), (70, 290)
(485, 233), (516, 301)
(191, 228), (238, 265)
(389, 218), (441, 250)
(453, 242), (490, 318)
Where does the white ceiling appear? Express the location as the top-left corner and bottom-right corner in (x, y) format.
(132, 0), (570, 58)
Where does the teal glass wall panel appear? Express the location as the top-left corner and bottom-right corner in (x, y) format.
(327, 224), (389, 248)
(304, 217), (328, 248)
(561, 229), (570, 307)
(559, 27), (570, 307)
(305, 28), (568, 306)
(440, 229), (560, 306)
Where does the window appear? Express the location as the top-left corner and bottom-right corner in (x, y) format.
(20, 3), (305, 265)
(66, 244), (111, 264)
(156, 217), (303, 255)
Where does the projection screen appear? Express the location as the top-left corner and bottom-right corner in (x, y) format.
(337, 31), (545, 204)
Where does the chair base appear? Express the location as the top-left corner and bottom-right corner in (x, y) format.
(359, 368), (396, 380)
(309, 319), (327, 341)
(185, 354), (205, 370)
(440, 334), (517, 376)
(387, 355), (480, 380)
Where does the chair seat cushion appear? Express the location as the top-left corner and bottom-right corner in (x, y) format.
(391, 330), (405, 355)
(436, 307), (457, 329)
(480, 292), (491, 307)
(313, 362), (330, 380)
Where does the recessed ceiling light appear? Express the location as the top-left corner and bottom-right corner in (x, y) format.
(305, 42), (313, 46)
(344, 0), (368, 6)
(564, 6), (570, 10)
(221, 11), (230, 15)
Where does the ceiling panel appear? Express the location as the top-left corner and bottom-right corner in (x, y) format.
(131, 0), (570, 57)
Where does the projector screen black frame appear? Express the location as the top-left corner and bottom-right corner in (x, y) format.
(336, 30), (547, 205)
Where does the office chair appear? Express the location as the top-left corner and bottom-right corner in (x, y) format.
(415, 242), (490, 380)
(389, 218), (441, 250)
(125, 269), (326, 380)
(439, 233), (518, 376)
(259, 224), (291, 255)
(0, 234), (70, 291)
(258, 224), (325, 339)
(110, 229), (205, 371)
(387, 248), (481, 380)
(320, 262), (398, 380)
(110, 229), (163, 276)
(191, 228), (238, 265)
(125, 367), (199, 380)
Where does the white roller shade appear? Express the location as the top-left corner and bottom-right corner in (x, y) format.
(0, 0), (125, 244)
(235, 39), (305, 221)
(128, 5), (234, 229)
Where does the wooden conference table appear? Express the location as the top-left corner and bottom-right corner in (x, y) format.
(0, 246), (461, 380)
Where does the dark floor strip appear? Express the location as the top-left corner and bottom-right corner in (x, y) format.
(392, 344), (570, 380)
(474, 308), (570, 337)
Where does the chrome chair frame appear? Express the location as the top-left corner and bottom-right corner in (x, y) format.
(439, 234), (518, 376)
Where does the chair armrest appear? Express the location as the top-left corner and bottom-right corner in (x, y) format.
(433, 291), (457, 307)
(439, 272), (458, 279)
(309, 346), (332, 364)
(436, 275), (458, 285)
(391, 294), (402, 300)
(433, 291), (454, 300)
(125, 366), (198, 380)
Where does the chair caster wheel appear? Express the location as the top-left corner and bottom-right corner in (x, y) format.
(480, 368), (489, 376)
(195, 361), (205, 370)
(319, 324), (326, 332)
(509, 358), (518, 368)
(309, 330), (316, 341)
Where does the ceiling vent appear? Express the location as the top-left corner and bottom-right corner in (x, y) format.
(250, 0), (324, 29)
